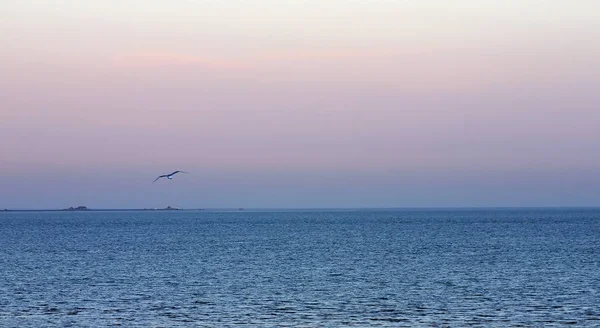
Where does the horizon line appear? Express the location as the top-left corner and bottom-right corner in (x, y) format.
(3, 206), (600, 212)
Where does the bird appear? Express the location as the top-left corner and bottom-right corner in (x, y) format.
(153, 171), (189, 183)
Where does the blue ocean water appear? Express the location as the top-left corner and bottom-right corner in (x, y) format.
(0, 209), (599, 327)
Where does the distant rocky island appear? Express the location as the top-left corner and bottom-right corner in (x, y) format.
(143, 206), (182, 211)
(62, 206), (90, 211)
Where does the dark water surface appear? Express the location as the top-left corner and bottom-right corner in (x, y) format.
(1, 209), (599, 327)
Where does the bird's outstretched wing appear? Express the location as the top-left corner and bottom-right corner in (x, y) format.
(153, 175), (168, 183)
(170, 171), (190, 176)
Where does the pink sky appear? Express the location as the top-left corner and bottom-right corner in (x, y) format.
(1, 1), (599, 208)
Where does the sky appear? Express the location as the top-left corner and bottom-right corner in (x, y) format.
(1, 0), (599, 209)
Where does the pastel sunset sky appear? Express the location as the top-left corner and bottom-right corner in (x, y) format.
(1, 0), (599, 208)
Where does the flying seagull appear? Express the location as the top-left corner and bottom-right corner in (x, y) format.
(153, 171), (189, 183)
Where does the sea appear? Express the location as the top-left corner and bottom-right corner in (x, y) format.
(0, 208), (599, 327)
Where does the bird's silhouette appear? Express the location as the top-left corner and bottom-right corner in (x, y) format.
(153, 171), (189, 183)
